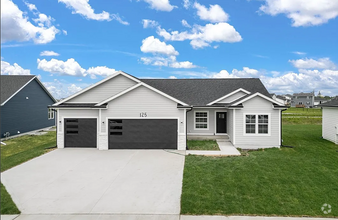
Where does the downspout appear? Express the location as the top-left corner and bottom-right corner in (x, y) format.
(186, 107), (193, 150)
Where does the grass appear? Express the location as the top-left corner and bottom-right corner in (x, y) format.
(282, 107), (322, 125)
(1, 131), (56, 215)
(187, 140), (220, 151)
(181, 125), (338, 217)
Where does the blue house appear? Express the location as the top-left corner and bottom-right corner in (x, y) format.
(0, 75), (56, 138)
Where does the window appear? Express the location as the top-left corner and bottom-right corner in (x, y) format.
(48, 109), (54, 120)
(245, 114), (269, 135)
(299, 102), (303, 105)
(195, 112), (208, 129)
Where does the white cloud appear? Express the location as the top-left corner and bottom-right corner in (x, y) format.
(43, 79), (88, 99)
(292, 51), (306, 55)
(211, 67), (259, 78)
(1, 60), (31, 75)
(140, 0), (176, 12)
(1, 0), (60, 44)
(169, 75), (177, 79)
(259, 0), (338, 27)
(170, 61), (196, 69)
(58, 0), (129, 24)
(62, 30), (68, 35)
(140, 56), (196, 69)
(140, 36), (179, 56)
(289, 58), (336, 69)
(24, 1), (37, 12)
(142, 19), (159, 28)
(181, 19), (191, 28)
(40, 51), (60, 56)
(183, 0), (190, 9)
(194, 2), (229, 23)
(157, 22), (242, 49)
(37, 58), (117, 79)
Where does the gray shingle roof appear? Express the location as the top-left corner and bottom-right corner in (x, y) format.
(319, 97), (338, 107)
(1, 75), (35, 104)
(140, 78), (270, 106)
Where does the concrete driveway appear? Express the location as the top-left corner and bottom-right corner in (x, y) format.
(1, 149), (185, 215)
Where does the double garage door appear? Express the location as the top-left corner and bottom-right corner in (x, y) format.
(64, 118), (177, 149)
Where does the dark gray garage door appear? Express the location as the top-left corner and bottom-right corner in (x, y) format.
(64, 118), (97, 148)
(109, 119), (177, 149)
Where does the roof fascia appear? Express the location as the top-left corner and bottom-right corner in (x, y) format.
(207, 88), (251, 106)
(1, 76), (36, 106)
(232, 92), (283, 106)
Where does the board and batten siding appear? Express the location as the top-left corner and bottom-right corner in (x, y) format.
(100, 85), (186, 150)
(57, 109), (99, 148)
(234, 96), (280, 149)
(68, 75), (137, 103)
(322, 107), (338, 144)
(1, 79), (55, 138)
(217, 91), (247, 103)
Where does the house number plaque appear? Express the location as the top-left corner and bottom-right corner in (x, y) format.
(140, 112), (147, 117)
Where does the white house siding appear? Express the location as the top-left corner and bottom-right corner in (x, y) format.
(100, 86), (186, 150)
(227, 110), (233, 143)
(322, 107), (338, 144)
(68, 75), (137, 103)
(57, 109), (99, 148)
(234, 96), (280, 149)
(217, 91), (247, 103)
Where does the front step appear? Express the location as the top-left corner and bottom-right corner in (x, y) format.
(216, 138), (230, 142)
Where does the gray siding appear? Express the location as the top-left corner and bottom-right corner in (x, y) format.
(187, 109), (228, 134)
(322, 107), (338, 144)
(291, 96), (315, 107)
(0, 79), (55, 138)
(234, 96), (280, 148)
(68, 75), (137, 103)
(217, 91), (246, 103)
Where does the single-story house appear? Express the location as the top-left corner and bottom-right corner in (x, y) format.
(51, 71), (287, 150)
(314, 97), (329, 106)
(319, 97), (338, 144)
(0, 75), (56, 138)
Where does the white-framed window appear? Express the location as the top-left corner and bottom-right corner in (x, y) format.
(195, 111), (208, 129)
(245, 114), (269, 135)
(48, 109), (54, 120)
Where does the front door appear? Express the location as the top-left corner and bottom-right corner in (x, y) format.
(216, 112), (227, 133)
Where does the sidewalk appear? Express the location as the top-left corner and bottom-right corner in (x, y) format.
(186, 140), (241, 156)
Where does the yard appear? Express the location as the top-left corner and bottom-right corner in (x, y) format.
(282, 107), (322, 125)
(181, 124), (338, 217)
(187, 140), (219, 151)
(0, 131), (56, 214)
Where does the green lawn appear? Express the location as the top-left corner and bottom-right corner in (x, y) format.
(282, 107), (322, 125)
(181, 125), (338, 217)
(187, 140), (219, 151)
(1, 131), (56, 214)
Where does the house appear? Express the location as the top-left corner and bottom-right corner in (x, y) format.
(0, 75), (56, 138)
(50, 71), (287, 150)
(314, 97), (329, 106)
(291, 92), (315, 108)
(319, 97), (338, 144)
(270, 93), (287, 105)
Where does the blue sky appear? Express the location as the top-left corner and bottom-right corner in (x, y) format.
(1, 0), (338, 99)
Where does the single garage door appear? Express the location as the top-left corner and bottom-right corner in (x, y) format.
(109, 119), (177, 149)
(64, 118), (97, 148)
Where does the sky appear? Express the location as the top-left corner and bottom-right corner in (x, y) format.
(1, 0), (338, 99)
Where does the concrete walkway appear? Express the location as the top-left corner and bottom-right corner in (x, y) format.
(1, 214), (336, 220)
(186, 140), (241, 156)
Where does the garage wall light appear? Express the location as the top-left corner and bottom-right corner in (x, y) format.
(102, 121), (105, 124)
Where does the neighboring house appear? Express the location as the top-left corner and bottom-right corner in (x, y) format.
(291, 92), (315, 107)
(50, 71), (287, 150)
(319, 97), (338, 144)
(314, 97), (329, 106)
(271, 93), (287, 105)
(0, 75), (56, 138)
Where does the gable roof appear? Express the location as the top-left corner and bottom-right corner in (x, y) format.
(293, 92), (314, 96)
(1, 75), (56, 106)
(319, 97), (338, 107)
(140, 78), (270, 106)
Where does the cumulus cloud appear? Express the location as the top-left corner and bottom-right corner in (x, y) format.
(139, 0), (176, 12)
(40, 51), (60, 56)
(1, 60), (31, 75)
(140, 36), (179, 56)
(1, 0), (60, 44)
(259, 0), (338, 27)
(183, 0), (190, 9)
(142, 19), (159, 28)
(43, 79), (88, 99)
(24, 1), (37, 12)
(194, 2), (229, 23)
(289, 58), (336, 69)
(211, 67), (259, 78)
(169, 61), (196, 69)
(181, 19), (191, 28)
(58, 0), (129, 24)
(169, 75), (177, 79)
(157, 22), (242, 49)
(37, 58), (117, 79)
(140, 56), (197, 69)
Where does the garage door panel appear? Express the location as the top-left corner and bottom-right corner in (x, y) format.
(109, 119), (177, 149)
(65, 119), (97, 148)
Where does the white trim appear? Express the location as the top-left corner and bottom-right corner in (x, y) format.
(233, 109), (236, 145)
(278, 109), (281, 145)
(184, 109), (187, 134)
(207, 88), (251, 105)
(1, 76), (36, 106)
(232, 92), (283, 106)
(187, 133), (214, 136)
(50, 107), (107, 110)
(194, 111), (209, 130)
(96, 82), (188, 107)
(214, 110), (228, 135)
(53, 71), (140, 106)
(48, 108), (54, 120)
(243, 113), (271, 136)
(99, 109), (102, 133)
